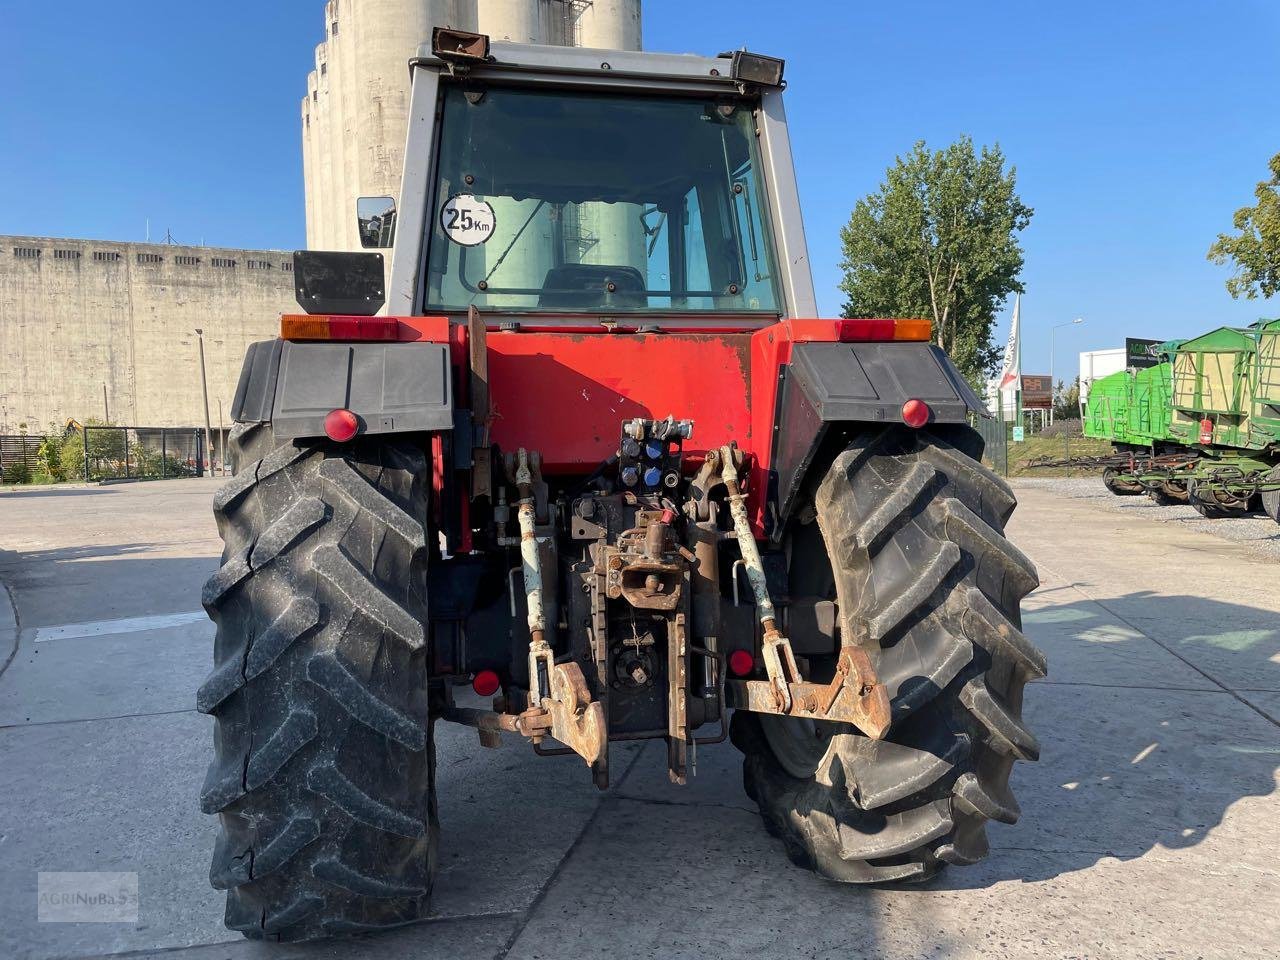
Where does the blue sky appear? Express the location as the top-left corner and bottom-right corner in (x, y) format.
(1, 0), (1277, 378)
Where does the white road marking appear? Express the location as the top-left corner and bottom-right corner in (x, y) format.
(33, 611), (209, 642)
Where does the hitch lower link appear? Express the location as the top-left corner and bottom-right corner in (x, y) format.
(718, 445), (891, 740)
(511, 449), (606, 772)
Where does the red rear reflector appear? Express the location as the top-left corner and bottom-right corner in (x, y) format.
(281, 315), (399, 341)
(324, 408), (359, 442)
(901, 399), (931, 428)
(472, 669), (501, 697)
(728, 650), (755, 677)
(838, 318), (932, 342)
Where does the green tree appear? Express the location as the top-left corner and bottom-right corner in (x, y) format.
(1052, 377), (1081, 421)
(1208, 151), (1280, 300)
(839, 136), (1033, 386)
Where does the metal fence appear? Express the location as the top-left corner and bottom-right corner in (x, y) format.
(82, 426), (205, 481)
(0, 434), (50, 483)
(973, 414), (1009, 477)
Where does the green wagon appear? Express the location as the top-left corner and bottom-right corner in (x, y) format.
(1078, 325), (1280, 520)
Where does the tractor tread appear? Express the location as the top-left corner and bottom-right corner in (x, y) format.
(201, 546), (252, 608)
(918, 441), (1017, 523)
(934, 816), (990, 865)
(957, 587), (1047, 680)
(261, 893), (325, 934)
(245, 599), (321, 681)
(875, 620), (972, 719)
(245, 709), (318, 791)
(835, 799), (954, 861)
(312, 858), (429, 899)
(249, 497), (326, 568)
(733, 426), (1044, 886)
(319, 459), (426, 547)
(306, 763), (427, 839)
(844, 728), (970, 811)
(867, 541), (959, 641)
(960, 679), (1040, 761)
(939, 496), (1039, 595)
(314, 544), (425, 650)
(850, 460), (936, 551)
(952, 771), (1020, 824)
(196, 658), (245, 715)
(203, 431), (435, 942)
(306, 652), (427, 751)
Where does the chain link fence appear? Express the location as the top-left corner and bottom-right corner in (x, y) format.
(973, 414), (1009, 477)
(82, 426), (205, 482)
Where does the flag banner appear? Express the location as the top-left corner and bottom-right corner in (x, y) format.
(998, 295), (1021, 389)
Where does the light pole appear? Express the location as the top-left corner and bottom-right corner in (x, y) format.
(1050, 318), (1084, 422)
(195, 329), (214, 477)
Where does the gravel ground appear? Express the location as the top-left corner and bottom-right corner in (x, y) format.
(1012, 476), (1280, 562)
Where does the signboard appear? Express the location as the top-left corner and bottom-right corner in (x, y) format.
(1012, 426), (1025, 442)
(1021, 374), (1053, 410)
(1125, 338), (1164, 370)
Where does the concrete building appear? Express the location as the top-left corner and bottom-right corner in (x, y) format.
(302, 0), (643, 251)
(0, 236), (295, 433)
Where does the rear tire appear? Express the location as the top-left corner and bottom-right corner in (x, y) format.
(1258, 467), (1280, 524)
(1103, 467), (1143, 495)
(199, 422), (436, 941)
(731, 427), (1045, 883)
(1146, 479), (1188, 506)
(1187, 478), (1243, 519)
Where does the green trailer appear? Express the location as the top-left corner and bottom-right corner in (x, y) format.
(1082, 351), (1188, 498)
(1169, 326), (1259, 449)
(1086, 360), (1178, 447)
(1074, 326), (1280, 520)
(1253, 318), (1280, 519)
(1164, 326), (1280, 517)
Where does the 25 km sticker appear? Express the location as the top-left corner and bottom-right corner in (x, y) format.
(440, 194), (496, 246)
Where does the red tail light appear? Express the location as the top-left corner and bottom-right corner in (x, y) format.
(901, 399), (931, 428)
(837, 318), (932, 342)
(728, 650), (755, 677)
(324, 408), (359, 442)
(472, 669), (501, 697)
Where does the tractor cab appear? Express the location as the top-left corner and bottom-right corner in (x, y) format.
(379, 32), (808, 323)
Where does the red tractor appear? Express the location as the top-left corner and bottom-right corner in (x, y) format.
(200, 31), (1044, 941)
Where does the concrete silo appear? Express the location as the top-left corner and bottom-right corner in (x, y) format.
(302, 0), (643, 252)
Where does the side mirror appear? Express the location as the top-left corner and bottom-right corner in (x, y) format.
(357, 196), (397, 249)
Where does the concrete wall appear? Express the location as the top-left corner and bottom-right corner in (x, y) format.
(303, 0), (643, 251)
(0, 237), (295, 432)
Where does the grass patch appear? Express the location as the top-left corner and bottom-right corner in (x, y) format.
(1007, 434), (1114, 477)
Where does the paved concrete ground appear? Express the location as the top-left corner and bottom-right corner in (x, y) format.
(1016, 476), (1280, 563)
(0, 477), (1277, 960)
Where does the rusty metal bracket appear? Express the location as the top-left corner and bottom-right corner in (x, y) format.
(727, 646), (891, 739)
(760, 627), (801, 712)
(440, 659), (607, 771)
(535, 660), (607, 769)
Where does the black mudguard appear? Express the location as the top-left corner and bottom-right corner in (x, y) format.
(230, 339), (454, 440)
(771, 341), (987, 532)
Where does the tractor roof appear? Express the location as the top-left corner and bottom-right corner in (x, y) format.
(412, 39), (783, 97)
